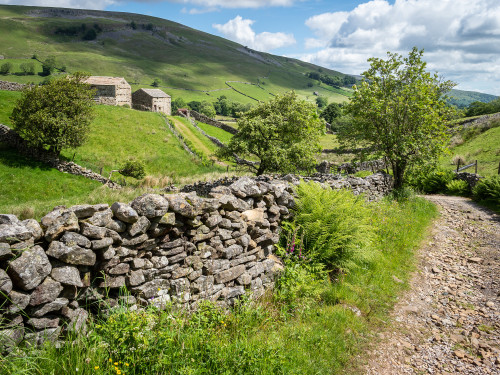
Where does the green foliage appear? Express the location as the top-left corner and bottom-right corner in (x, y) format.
(473, 175), (500, 202)
(315, 96), (328, 108)
(20, 61), (35, 75)
(200, 100), (216, 118)
(409, 167), (455, 194)
(82, 28), (97, 40)
(152, 78), (161, 87)
(217, 91), (323, 175)
(446, 179), (469, 196)
(339, 48), (456, 188)
(188, 100), (202, 112)
(171, 97), (186, 112)
(41, 56), (57, 76)
(320, 102), (342, 124)
(10, 72), (95, 155)
(466, 97), (500, 117)
(119, 159), (146, 179)
(0, 62), (13, 75)
(292, 181), (375, 271)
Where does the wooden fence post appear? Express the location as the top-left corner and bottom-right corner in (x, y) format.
(475, 160), (478, 174)
(498, 160), (500, 175)
(456, 159), (460, 172)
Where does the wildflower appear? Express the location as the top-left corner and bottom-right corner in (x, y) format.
(114, 362), (119, 365)
(109, 359), (112, 363)
(125, 363), (129, 367)
(94, 366), (99, 370)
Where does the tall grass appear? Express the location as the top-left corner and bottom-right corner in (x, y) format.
(0, 186), (438, 374)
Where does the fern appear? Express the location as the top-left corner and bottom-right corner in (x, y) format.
(473, 176), (500, 201)
(293, 181), (375, 271)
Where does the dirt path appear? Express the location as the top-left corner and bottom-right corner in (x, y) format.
(365, 195), (500, 375)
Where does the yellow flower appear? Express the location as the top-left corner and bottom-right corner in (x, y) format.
(94, 366), (99, 370)
(125, 363), (129, 367)
(114, 362), (118, 366)
(109, 359), (112, 363)
(117, 371), (122, 375)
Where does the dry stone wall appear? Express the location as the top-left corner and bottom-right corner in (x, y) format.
(0, 80), (28, 91)
(0, 177), (297, 349)
(188, 110), (238, 135)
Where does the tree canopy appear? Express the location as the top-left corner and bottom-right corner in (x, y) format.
(11, 72), (95, 156)
(338, 47), (456, 188)
(216, 91), (323, 175)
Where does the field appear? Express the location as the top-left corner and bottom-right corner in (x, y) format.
(440, 116), (500, 176)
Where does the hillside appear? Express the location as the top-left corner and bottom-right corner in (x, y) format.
(447, 89), (497, 109)
(0, 5), (353, 106)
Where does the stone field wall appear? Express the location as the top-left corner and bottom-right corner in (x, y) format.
(0, 80), (28, 91)
(0, 174), (393, 349)
(188, 110), (239, 135)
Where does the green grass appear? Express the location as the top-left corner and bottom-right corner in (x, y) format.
(319, 134), (340, 149)
(196, 121), (234, 144)
(440, 122), (500, 176)
(169, 115), (219, 158)
(0, 189), (438, 374)
(59, 106), (224, 181)
(0, 90), (21, 125)
(227, 82), (274, 102)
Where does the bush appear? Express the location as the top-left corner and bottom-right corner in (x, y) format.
(473, 176), (500, 201)
(291, 181), (375, 271)
(119, 160), (146, 179)
(0, 62), (12, 75)
(20, 61), (35, 75)
(41, 56), (57, 76)
(446, 179), (469, 196)
(409, 167), (455, 194)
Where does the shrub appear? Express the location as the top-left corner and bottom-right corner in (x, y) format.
(20, 62), (35, 75)
(0, 62), (13, 75)
(292, 181), (375, 271)
(446, 179), (469, 196)
(119, 160), (146, 179)
(410, 168), (455, 194)
(473, 176), (500, 201)
(452, 154), (466, 166)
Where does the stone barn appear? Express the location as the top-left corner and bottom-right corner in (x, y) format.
(85, 76), (132, 107)
(132, 88), (171, 115)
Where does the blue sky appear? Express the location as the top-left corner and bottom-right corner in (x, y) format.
(2, 0), (500, 95)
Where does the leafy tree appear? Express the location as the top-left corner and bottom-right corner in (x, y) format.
(200, 101), (216, 118)
(83, 28), (97, 40)
(152, 78), (161, 87)
(41, 56), (57, 76)
(20, 62), (35, 75)
(216, 91), (323, 175)
(171, 97), (186, 112)
(0, 62), (13, 75)
(316, 96), (328, 108)
(188, 101), (202, 112)
(10, 72), (95, 156)
(320, 103), (342, 124)
(338, 47), (456, 188)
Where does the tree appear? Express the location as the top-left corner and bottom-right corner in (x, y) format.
(171, 97), (186, 112)
(217, 91), (323, 175)
(316, 96), (328, 108)
(199, 101), (216, 118)
(10, 72), (95, 156)
(152, 78), (161, 87)
(41, 56), (57, 76)
(20, 62), (35, 75)
(187, 101), (201, 112)
(320, 103), (342, 124)
(0, 62), (13, 75)
(338, 47), (456, 188)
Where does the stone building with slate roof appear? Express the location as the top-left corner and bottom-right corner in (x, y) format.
(132, 88), (171, 115)
(85, 76), (131, 107)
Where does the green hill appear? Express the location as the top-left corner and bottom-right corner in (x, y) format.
(448, 89), (497, 109)
(0, 4), (352, 105)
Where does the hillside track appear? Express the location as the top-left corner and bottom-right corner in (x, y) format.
(364, 195), (500, 374)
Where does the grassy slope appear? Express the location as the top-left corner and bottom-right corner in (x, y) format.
(197, 121), (233, 144)
(59, 105), (224, 179)
(440, 121), (500, 176)
(0, 5), (350, 105)
(0, 90), (21, 125)
(169, 115), (219, 158)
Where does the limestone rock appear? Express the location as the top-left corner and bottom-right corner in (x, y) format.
(111, 202), (139, 223)
(29, 277), (63, 306)
(69, 204), (108, 219)
(32, 298), (69, 317)
(0, 243), (12, 260)
(41, 209), (79, 242)
(159, 212), (176, 226)
(80, 222), (107, 239)
(91, 237), (114, 250)
(222, 244), (244, 259)
(21, 219), (43, 241)
(0, 214), (20, 225)
(46, 241), (96, 266)
(0, 222), (32, 244)
(27, 317), (60, 330)
(87, 209), (113, 227)
(61, 232), (91, 248)
(215, 265), (246, 284)
(131, 194), (169, 218)
(106, 219), (127, 233)
(51, 266), (83, 287)
(67, 308), (88, 333)
(8, 246), (52, 290)
(7, 290), (30, 314)
(0, 269), (13, 295)
(99, 275), (126, 288)
(166, 194), (196, 218)
(127, 270), (145, 286)
(128, 216), (151, 237)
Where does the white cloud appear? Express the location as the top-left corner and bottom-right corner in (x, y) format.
(0, 0), (114, 9)
(172, 0), (298, 8)
(301, 0), (500, 94)
(213, 15), (296, 52)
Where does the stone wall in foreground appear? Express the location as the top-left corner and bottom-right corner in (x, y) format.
(0, 174), (393, 349)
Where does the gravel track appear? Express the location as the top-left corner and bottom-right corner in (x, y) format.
(365, 195), (500, 375)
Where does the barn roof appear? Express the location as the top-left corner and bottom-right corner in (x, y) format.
(85, 76), (129, 86)
(138, 88), (171, 98)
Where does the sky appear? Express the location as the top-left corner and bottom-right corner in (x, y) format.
(2, 0), (500, 95)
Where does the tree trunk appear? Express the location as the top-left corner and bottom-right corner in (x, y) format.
(392, 161), (406, 190)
